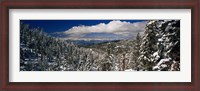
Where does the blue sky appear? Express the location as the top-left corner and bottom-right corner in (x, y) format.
(21, 20), (147, 40)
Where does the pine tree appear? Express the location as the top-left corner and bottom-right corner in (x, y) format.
(136, 20), (180, 71)
(137, 20), (159, 71)
(131, 33), (142, 70)
(152, 20), (180, 71)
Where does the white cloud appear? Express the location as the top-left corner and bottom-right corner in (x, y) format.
(61, 20), (147, 40)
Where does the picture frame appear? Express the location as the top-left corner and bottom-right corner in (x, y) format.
(0, 0), (199, 91)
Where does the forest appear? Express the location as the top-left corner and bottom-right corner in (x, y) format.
(20, 20), (180, 71)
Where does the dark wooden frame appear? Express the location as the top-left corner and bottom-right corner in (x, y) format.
(0, 0), (199, 91)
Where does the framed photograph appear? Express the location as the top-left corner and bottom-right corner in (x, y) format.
(1, 0), (199, 91)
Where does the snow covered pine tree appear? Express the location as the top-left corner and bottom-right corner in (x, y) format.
(138, 20), (180, 71)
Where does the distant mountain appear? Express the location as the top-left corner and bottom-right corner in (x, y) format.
(65, 39), (121, 46)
